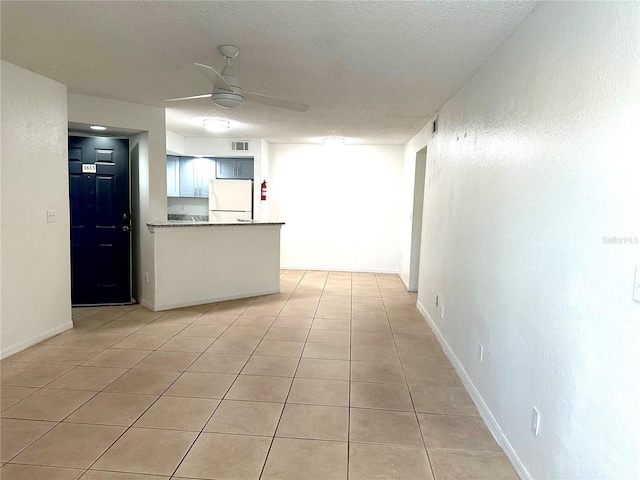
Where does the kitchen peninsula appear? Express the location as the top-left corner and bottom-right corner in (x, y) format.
(146, 221), (284, 311)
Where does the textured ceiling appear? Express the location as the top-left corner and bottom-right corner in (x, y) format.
(1, 1), (537, 144)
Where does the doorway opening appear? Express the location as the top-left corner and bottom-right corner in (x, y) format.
(408, 147), (427, 292)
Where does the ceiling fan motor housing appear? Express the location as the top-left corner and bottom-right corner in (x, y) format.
(213, 64), (244, 108)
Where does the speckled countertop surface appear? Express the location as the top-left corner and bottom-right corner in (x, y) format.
(147, 221), (285, 231)
(167, 214), (209, 222)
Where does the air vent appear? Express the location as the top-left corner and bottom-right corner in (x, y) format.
(231, 141), (250, 151)
(432, 115), (439, 135)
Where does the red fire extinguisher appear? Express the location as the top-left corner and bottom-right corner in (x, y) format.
(261, 180), (267, 201)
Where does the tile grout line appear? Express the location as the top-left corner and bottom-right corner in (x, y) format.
(167, 295), (274, 478)
(80, 301), (233, 476)
(377, 273), (439, 480)
(2, 272), (450, 479)
(256, 269), (317, 480)
(0, 305), (155, 467)
(23, 302), (223, 475)
(347, 271), (353, 480)
(2, 299), (247, 475)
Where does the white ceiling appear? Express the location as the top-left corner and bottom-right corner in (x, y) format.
(1, 1), (537, 144)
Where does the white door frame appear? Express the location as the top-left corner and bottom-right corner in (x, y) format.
(408, 147), (427, 291)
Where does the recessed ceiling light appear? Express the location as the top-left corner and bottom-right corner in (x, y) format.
(203, 119), (230, 132)
(89, 125), (106, 131)
(323, 137), (345, 146)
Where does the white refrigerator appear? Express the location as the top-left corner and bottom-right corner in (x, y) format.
(209, 179), (253, 222)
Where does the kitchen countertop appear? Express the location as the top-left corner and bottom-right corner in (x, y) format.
(147, 221), (284, 232)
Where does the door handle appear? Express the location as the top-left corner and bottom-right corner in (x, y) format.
(122, 226), (130, 232)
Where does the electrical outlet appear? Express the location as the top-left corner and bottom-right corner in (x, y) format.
(532, 407), (541, 436)
(144, 272), (149, 284)
(479, 343), (484, 363)
(47, 209), (57, 223)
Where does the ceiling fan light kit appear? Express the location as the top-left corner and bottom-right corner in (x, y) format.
(165, 45), (310, 112)
(203, 119), (230, 132)
(212, 89), (244, 109)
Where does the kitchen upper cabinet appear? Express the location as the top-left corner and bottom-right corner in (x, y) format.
(216, 158), (254, 180)
(237, 159), (254, 179)
(179, 157), (215, 198)
(216, 159), (236, 179)
(166, 155), (180, 197)
(167, 156), (253, 198)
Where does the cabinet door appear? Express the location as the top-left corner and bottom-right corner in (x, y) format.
(179, 157), (197, 197)
(197, 158), (216, 198)
(236, 159), (254, 179)
(166, 156), (180, 197)
(216, 159), (237, 179)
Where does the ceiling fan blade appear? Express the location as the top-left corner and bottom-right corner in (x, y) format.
(164, 93), (212, 102)
(194, 63), (232, 91)
(244, 92), (310, 112)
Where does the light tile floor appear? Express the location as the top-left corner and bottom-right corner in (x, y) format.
(0, 270), (518, 479)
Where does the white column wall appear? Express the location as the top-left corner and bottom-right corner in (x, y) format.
(1, 61), (72, 357)
(68, 94), (167, 307)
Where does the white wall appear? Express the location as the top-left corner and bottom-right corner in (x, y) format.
(68, 94), (166, 307)
(166, 130), (185, 155)
(259, 139), (270, 221)
(167, 197), (208, 216)
(269, 144), (404, 272)
(1, 61), (72, 357)
(415, 3), (640, 479)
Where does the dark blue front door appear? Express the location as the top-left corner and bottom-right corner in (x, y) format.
(68, 136), (131, 305)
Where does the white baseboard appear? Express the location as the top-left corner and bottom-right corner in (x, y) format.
(0, 321), (74, 360)
(416, 300), (531, 480)
(281, 266), (400, 274)
(149, 289), (281, 312)
(138, 298), (155, 311)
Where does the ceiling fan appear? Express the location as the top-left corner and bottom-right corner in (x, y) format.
(165, 45), (310, 112)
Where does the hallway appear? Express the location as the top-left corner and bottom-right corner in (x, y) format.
(1, 270), (517, 479)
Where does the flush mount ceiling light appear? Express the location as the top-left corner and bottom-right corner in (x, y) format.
(323, 137), (345, 146)
(203, 119), (230, 132)
(89, 125), (106, 131)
